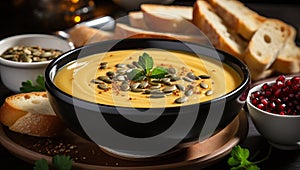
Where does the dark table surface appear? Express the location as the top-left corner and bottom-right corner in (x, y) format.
(0, 0), (299, 169)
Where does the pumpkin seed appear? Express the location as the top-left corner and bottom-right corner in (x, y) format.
(115, 63), (126, 68)
(97, 84), (108, 90)
(139, 81), (149, 88)
(126, 64), (136, 69)
(205, 90), (213, 96)
(175, 84), (185, 91)
(106, 71), (115, 79)
(131, 88), (144, 92)
(184, 89), (193, 96)
(150, 94), (165, 98)
(200, 82), (209, 89)
(91, 79), (104, 84)
(183, 76), (194, 82)
(168, 68), (177, 74)
(162, 85), (177, 93)
(130, 83), (140, 89)
(175, 96), (188, 104)
(199, 75), (211, 79)
(120, 84), (130, 91)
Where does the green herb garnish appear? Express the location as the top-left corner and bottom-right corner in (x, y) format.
(33, 155), (73, 170)
(20, 75), (46, 92)
(228, 145), (272, 170)
(127, 53), (168, 81)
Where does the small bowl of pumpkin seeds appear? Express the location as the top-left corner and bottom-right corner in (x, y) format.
(0, 34), (74, 93)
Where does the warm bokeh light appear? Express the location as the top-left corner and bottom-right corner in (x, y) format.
(74, 15), (81, 23)
(71, 0), (79, 4)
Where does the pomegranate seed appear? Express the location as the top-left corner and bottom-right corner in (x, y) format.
(277, 75), (286, 82)
(250, 75), (300, 116)
(257, 103), (265, 110)
(261, 98), (269, 106)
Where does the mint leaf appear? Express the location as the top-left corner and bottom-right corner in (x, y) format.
(127, 69), (145, 82)
(20, 75), (46, 92)
(150, 67), (168, 79)
(52, 155), (72, 170)
(138, 53), (153, 74)
(33, 158), (49, 170)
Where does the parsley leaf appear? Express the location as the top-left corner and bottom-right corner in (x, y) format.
(52, 155), (73, 170)
(150, 67), (168, 79)
(20, 75), (46, 92)
(33, 158), (49, 170)
(228, 145), (271, 170)
(138, 53), (153, 74)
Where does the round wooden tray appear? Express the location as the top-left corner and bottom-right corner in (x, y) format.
(0, 110), (248, 170)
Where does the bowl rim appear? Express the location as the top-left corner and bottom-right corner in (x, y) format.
(0, 34), (74, 68)
(45, 38), (250, 112)
(247, 78), (300, 118)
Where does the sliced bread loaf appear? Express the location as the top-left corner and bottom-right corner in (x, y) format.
(0, 92), (66, 137)
(243, 19), (291, 72)
(68, 25), (114, 47)
(128, 11), (149, 30)
(114, 23), (208, 45)
(141, 4), (199, 35)
(208, 0), (266, 40)
(272, 26), (300, 74)
(192, 0), (246, 58)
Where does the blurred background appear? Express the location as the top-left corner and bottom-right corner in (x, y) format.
(0, 0), (299, 40)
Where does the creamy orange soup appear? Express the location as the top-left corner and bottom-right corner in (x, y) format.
(54, 49), (241, 108)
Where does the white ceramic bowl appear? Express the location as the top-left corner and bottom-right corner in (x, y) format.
(247, 79), (300, 150)
(0, 34), (74, 93)
(112, 0), (175, 11)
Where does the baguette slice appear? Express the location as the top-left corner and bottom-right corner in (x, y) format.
(272, 26), (300, 74)
(243, 19), (291, 72)
(114, 23), (208, 45)
(192, 0), (246, 58)
(128, 11), (149, 30)
(208, 0), (266, 40)
(0, 92), (66, 137)
(141, 4), (199, 35)
(69, 25), (114, 47)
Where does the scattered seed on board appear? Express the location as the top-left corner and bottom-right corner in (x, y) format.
(115, 63), (126, 68)
(126, 64), (136, 69)
(106, 71), (115, 79)
(175, 96), (188, 104)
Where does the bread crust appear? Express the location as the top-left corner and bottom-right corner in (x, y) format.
(114, 23), (208, 45)
(141, 4), (199, 35)
(192, 0), (246, 58)
(208, 0), (266, 40)
(0, 92), (66, 137)
(243, 19), (291, 72)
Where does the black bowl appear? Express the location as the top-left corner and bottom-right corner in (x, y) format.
(45, 39), (250, 158)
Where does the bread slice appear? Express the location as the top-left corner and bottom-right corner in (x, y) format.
(272, 26), (300, 74)
(0, 92), (66, 137)
(208, 0), (266, 40)
(192, 0), (246, 58)
(251, 68), (275, 81)
(141, 4), (199, 35)
(68, 25), (114, 47)
(243, 19), (291, 72)
(128, 11), (149, 30)
(114, 23), (208, 45)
